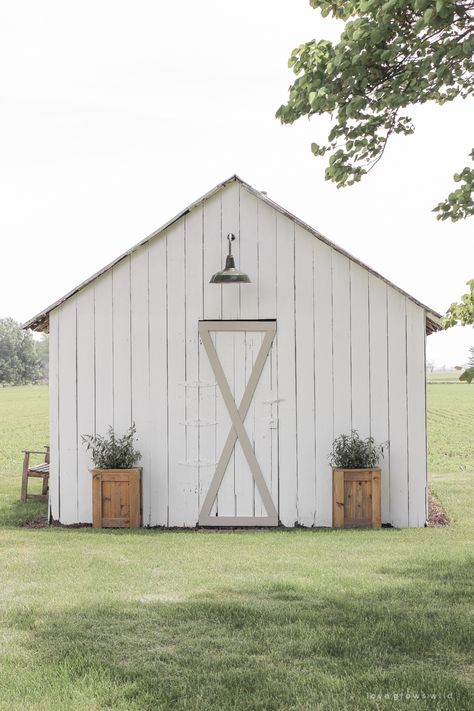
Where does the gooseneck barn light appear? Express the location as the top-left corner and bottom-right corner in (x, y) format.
(209, 233), (251, 284)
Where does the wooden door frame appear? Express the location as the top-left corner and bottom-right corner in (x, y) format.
(198, 320), (278, 526)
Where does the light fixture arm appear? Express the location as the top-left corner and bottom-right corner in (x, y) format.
(209, 232), (251, 284)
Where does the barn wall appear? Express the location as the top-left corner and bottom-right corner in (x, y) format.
(49, 180), (427, 527)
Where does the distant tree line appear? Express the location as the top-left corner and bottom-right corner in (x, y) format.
(0, 318), (48, 385)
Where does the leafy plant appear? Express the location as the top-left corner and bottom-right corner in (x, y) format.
(329, 430), (385, 468)
(443, 279), (474, 328)
(276, 1), (474, 327)
(82, 424), (141, 469)
(459, 367), (474, 384)
(276, 1), (473, 218)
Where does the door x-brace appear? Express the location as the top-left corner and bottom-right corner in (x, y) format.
(198, 321), (278, 526)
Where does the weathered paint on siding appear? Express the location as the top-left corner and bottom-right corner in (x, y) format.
(49, 181), (428, 527)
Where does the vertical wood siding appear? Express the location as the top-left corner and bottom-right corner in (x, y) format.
(406, 300), (427, 526)
(148, 229), (168, 525)
(295, 225), (316, 526)
(58, 298), (77, 525)
(51, 182), (427, 527)
(276, 212), (298, 526)
(257, 201), (278, 515)
(76, 286), (95, 524)
(368, 274), (390, 523)
(48, 310), (59, 521)
(112, 259), (132, 434)
(388, 289), (409, 527)
(183, 205), (203, 525)
(313, 239), (333, 527)
(130, 248), (151, 524)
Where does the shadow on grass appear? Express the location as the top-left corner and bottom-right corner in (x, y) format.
(4, 559), (473, 711)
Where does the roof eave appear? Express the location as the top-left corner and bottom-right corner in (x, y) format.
(426, 313), (443, 335)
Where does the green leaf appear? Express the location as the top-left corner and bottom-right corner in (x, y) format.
(423, 7), (434, 24)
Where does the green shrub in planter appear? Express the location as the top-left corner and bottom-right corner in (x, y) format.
(82, 424), (141, 469)
(329, 430), (385, 469)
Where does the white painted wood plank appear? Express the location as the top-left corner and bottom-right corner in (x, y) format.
(130, 247), (151, 525)
(198, 337), (218, 519)
(221, 180), (241, 320)
(388, 289), (409, 527)
(234, 331), (255, 517)
(203, 192), (222, 321)
(238, 187), (261, 514)
(406, 300), (427, 527)
(295, 225), (316, 526)
(256, 201), (279, 511)
(148, 233), (169, 526)
(276, 212), (297, 526)
(200, 193), (221, 518)
(368, 275), (390, 524)
(112, 258), (132, 433)
(214, 330), (235, 516)
(239, 186), (258, 319)
(313, 239), (333, 527)
(166, 221), (188, 526)
(183, 206), (203, 525)
(76, 286), (95, 523)
(332, 251), (351, 437)
(350, 263), (370, 436)
(48, 309), (60, 522)
(58, 299), (77, 524)
(219, 183), (240, 517)
(249, 330), (267, 517)
(94, 272), (114, 435)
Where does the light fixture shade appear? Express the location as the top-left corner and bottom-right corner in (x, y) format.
(209, 233), (251, 284)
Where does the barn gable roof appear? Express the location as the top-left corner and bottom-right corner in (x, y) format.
(23, 175), (442, 334)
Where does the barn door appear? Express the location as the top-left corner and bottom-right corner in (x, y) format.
(198, 320), (278, 526)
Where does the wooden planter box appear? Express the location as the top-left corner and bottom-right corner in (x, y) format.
(332, 468), (381, 529)
(91, 468), (142, 528)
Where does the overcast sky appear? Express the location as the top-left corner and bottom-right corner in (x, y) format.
(1, 0), (472, 366)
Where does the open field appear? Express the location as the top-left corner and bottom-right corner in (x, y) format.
(426, 369), (461, 384)
(428, 382), (474, 477)
(0, 384), (472, 710)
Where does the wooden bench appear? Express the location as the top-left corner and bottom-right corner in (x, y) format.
(20, 447), (50, 502)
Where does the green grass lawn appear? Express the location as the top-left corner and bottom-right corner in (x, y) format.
(0, 385), (472, 710)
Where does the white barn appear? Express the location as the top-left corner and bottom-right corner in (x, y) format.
(25, 176), (441, 528)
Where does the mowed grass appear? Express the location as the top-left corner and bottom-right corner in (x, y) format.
(0, 386), (49, 527)
(427, 382), (474, 476)
(0, 385), (473, 710)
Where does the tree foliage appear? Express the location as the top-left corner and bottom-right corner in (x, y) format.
(443, 279), (474, 326)
(35, 334), (49, 380)
(459, 366), (474, 382)
(277, 1), (474, 325)
(277, 0), (473, 205)
(0, 318), (44, 385)
(434, 149), (474, 221)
